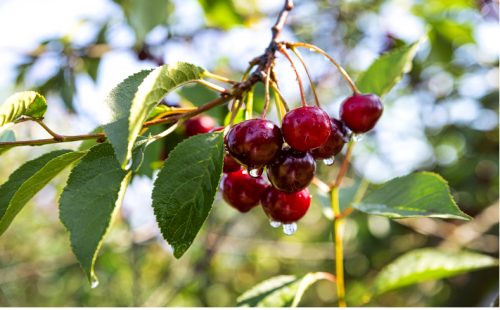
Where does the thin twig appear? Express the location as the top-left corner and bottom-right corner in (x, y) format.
(200, 71), (238, 85)
(285, 42), (361, 95)
(279, 47), (308, 107)
(229, 96), (244, 127)
(260, 64), (273, 118)
(30, 118), (63, 141)
(149, 122), (180, 142)
(291, 47), (320, 107)
(330, 142), (355, 188)
(270, 80), (290, 112)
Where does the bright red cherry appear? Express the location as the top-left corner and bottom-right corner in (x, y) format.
(184, 115), (216, 137)
(311, 118), (348, 160)
(267, 147), (316, 194)
(221, 170), (268, 213)
(281, 106), (332, 152)
(340, 93), (383, 133)
(225, 119), (283, 170)
(223, 154), (241, 173)
(261, 187), (311, 223)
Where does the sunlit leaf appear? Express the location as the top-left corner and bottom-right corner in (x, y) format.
(372, 248), (499, 297)
(197, 0), (243, 30)
(152, 131), (224, 258)
(0, 91), (47, 129)
(351, 172), (472, 220)
(0, 150), (84, 236)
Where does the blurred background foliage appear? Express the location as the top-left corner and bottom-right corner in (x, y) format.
(0, 0), (498, 306)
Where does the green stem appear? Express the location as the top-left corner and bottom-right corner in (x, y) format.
(331, 187), (347, 307)
(245, 86), (255, 120)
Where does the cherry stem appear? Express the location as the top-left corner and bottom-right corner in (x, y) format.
(260, 64), (273, 118)
(199, 71), (238, 85)
(279, 47), (308, 108)
(29, 117), (64, 141)
(332, 187), (347, 307)
(312, 177), (331, 193)
(192, 79), (228, 93)
(139, 107), (197, 135)
(330, 142), (355, 188)
(229, 95), (244, 127)
(245, 86), (255, 120)
(149, 122), (180, 143)
(270, 80), (290, 112)
(286, 42), (361, 95)
(291, 47), (321, 107)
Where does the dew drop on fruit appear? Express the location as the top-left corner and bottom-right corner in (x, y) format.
(345, 128), (353, 142)
(352, 133), (364, 142)
(269, 219), (281, 228)
(124, 158), (133, 170)
(323, 157), (335, 166)
(248, 167), (263, 178)
(91, 275), (99, 289)
(282, 222), (297, 235)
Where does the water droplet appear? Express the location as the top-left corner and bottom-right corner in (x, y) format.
(91, 275), (99, 289)
(269, 219), (281, 228)
(323, 157), (335, 166)
(248, 168), (263, 178)
(344, 128), (353, 142)
(124, 158), (133, 170)
(282, 222), (297, 235)
(352, 133), (364, 142)
(309, 48), (315, 52)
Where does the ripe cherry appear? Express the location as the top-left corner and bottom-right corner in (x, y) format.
(340, 93), (383, 133)
(225, 119), (283, 170)
(221, 170), (268, 213)
(281, 106), (332, 152)
(267, 147), (316, 194)
(184, 115), (216, 137)
(311, 118), (348, 160)
(223, 154), (241, 173)
(261, 187), (311, 223)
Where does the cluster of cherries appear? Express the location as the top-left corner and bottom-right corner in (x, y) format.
(184, 93), (383, 235)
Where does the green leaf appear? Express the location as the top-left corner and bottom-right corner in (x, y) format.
(356, 36), (426, 98)
(113, 0), (171, 44)
(78, 126), (104, 151)
(178, 82), (226, 125)
(236, 273), (334, 307)
(0, 150), (84, 236)
(102, 62), (199, 168)
(197, 0), (243, 30)
(59, 140), (148, 286)
(372, 248), (499, 297)
(351, 172), (472, 220)
(431, 19), (475, 45)
(0, 91), (47, 129)
(82, 57), (101, 82)
(152, 131), (224, 258)
(0, 130), (16, 155)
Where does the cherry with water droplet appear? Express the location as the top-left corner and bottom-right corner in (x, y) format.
(221, 170), (268, 213)
(225, 119), (283, 170)
(223, 154), (241, 173)
(261, 187), (311, 223)
(184, 115), (216, 137)
(281, 106), (331, 152)
(267, 147), (316, 194)
(311, 118), (348, 160)
(340, 93), (383, 134)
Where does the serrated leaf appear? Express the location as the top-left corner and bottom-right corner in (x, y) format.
(152, 131), (224, 258)
(102, 62), (199, 168)
(0, 130), (16, 155)
(356, 36), (426, 98)
(236, 273), (334, 307)
(0, 91), (47, 129)
(372, 248), (499, 297)
(0, 150), (84, 236)
(59, 140), (148, 285)
(78, 126), (104, 151)
(351, 172), (472, 220)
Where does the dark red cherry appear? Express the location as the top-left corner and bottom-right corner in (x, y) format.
(281, 106), (331, 152)
(184, 115), (216, 137)
(267, 147), (316, 194)
(223, 154), (241, 173)
(221, 170), (268, 213)
(340, 93), (383, 133)
(311, 118), (348, 160)
(225, 119), (283, 170)
(261, 187), (311, 223)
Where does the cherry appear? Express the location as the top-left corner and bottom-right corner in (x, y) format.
(184, 115), (216, 137)
(261, 187), (311, 223)
(281, 106), (331, 152)
(225, 119), (283, 170)
(223, 154), (241, 173)
(311, 118), (348, 160)
(221, 170), (268, 213)
(267, 147), (316, 194)
(339, 93), (383, 133)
